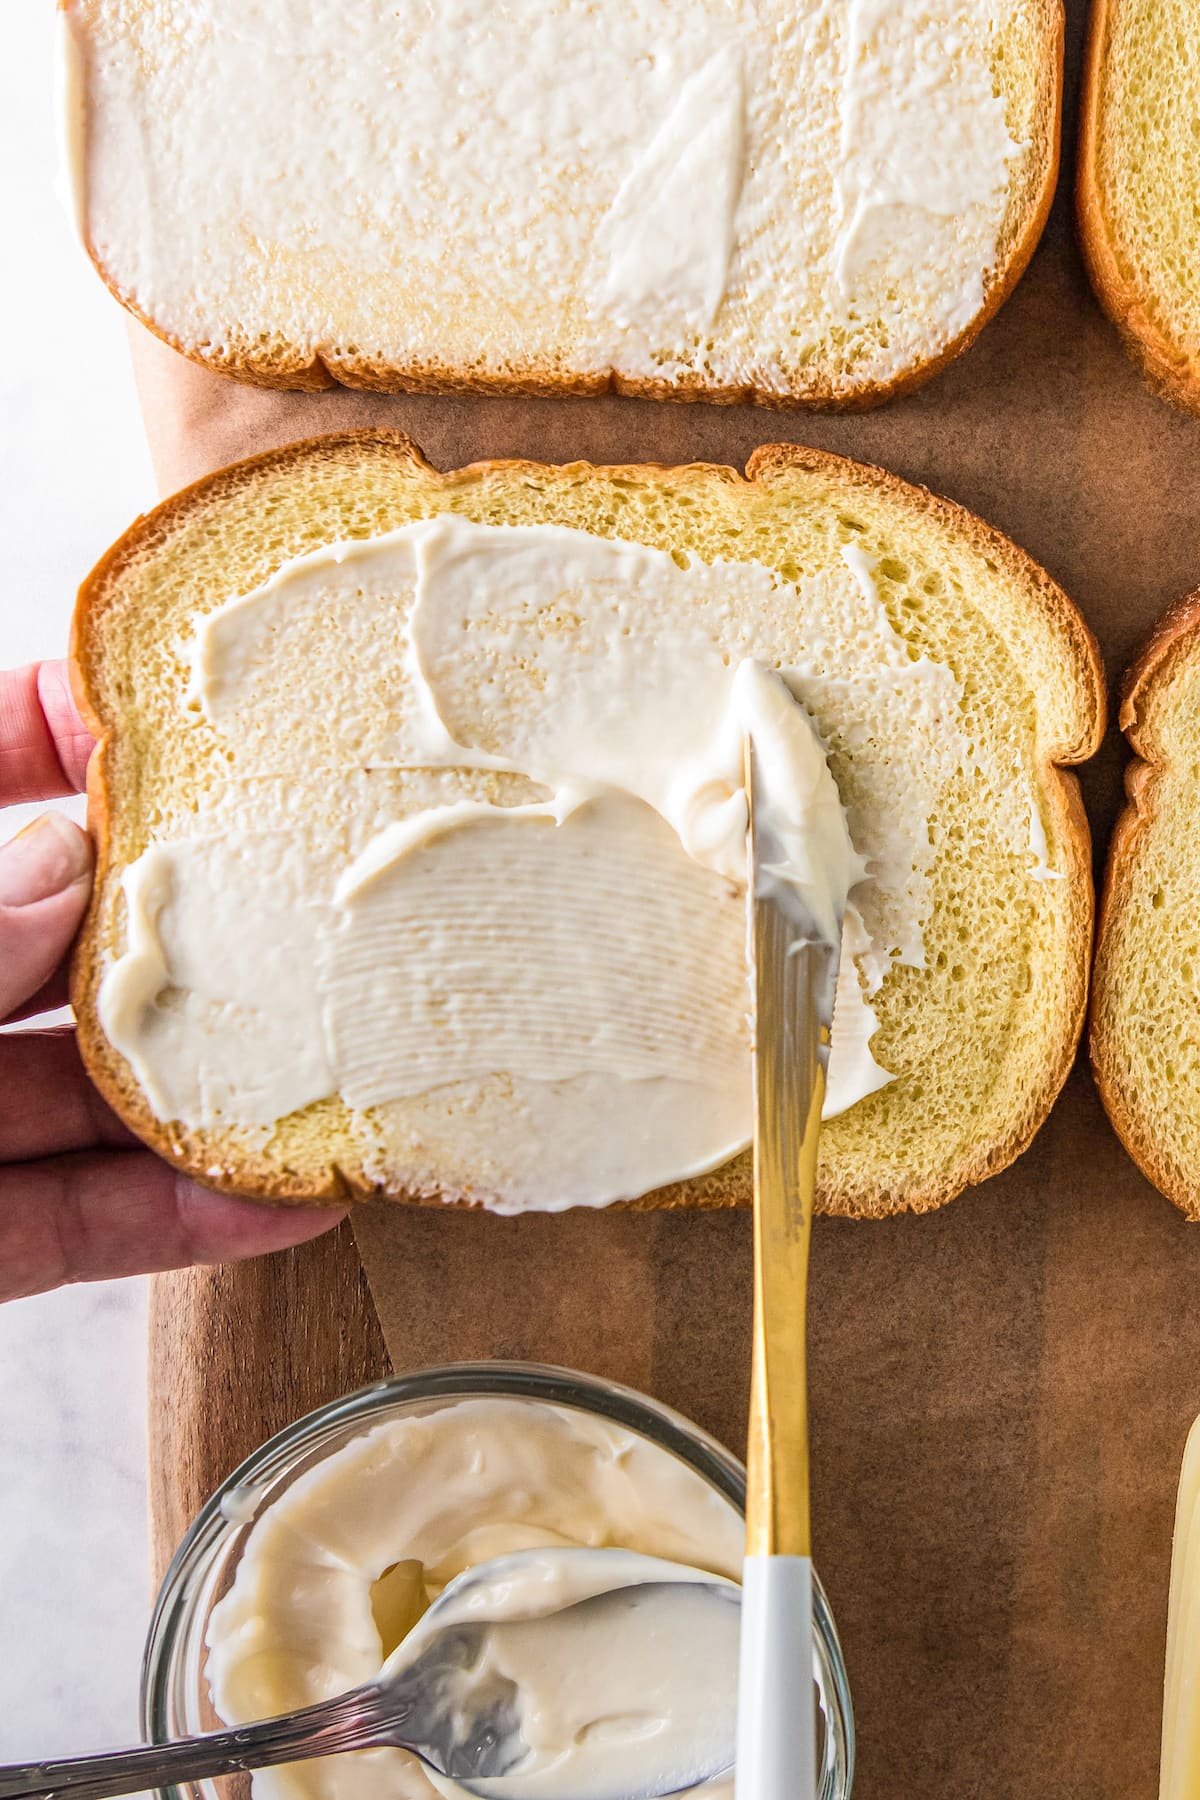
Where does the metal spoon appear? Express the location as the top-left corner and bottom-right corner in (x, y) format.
(0, 1550), (739, 1800)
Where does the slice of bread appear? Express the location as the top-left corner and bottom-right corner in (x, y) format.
(61, 0), (1061, 409)
(71, 432), (1103, 1218)
(1079, 0), (1200, 411)
(1092, 597), (1200, 1215)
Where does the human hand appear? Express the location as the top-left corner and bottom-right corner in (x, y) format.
(0, 660), (346, 1301)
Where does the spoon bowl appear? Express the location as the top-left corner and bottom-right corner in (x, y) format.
(409, 1551), (741, 1797)
(0, 1548), (739, 1800)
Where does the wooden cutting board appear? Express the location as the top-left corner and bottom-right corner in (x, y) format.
(147, 1223), (389, 1570)
(142, 3), (1200, 1794)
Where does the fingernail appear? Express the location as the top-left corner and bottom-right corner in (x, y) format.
(0, 813), (93, 907)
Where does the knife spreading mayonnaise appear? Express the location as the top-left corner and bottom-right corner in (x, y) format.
(205, 1397), (747, 1800)
(93, 513), (1044, 1210)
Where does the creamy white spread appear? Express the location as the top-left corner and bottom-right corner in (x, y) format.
(1027, 786), (1065, 882)
(829, 0), (1017, 340)
(204, 1398), (745, 1800)
(384, 1551), (739, 1798)
(63, 0), (1023, 395)
(97, 516), (982, 1210)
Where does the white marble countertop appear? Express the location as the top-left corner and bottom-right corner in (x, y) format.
(1, 3), (157, 1756)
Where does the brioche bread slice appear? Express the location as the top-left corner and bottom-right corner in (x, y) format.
(1079, 0), (1200, 411)
(61, 0), (1061, 409)
(1092, 598), (1200, 1214)
(70, 432), (1103, 1219)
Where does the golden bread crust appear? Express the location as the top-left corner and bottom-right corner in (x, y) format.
(1091, 592), (1200, 1213)
(1077, 0), (1200, 413)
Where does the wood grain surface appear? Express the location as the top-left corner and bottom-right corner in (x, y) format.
(147, 1221), (388, 1581)
(140, 1), (1200, 1794)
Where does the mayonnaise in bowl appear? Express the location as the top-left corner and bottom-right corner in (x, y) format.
(141, 1364), (854, 1800)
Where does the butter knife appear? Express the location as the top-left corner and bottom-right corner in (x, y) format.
(736, 736), (844, 1800)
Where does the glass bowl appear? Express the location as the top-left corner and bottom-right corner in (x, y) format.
(141, 1360), (854, 1798)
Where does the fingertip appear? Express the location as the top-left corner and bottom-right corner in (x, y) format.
(173, 1179), (349, 1266)
(0, 811), (92, 906)
(0, 816), (94, 1018)
(36, 661), (94, 794)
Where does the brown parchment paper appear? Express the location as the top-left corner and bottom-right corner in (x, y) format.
(134, 3), (1200, 1793)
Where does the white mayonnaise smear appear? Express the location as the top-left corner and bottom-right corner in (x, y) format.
(98, 516), (979, 1210)
(205, 1398), (746, 1800)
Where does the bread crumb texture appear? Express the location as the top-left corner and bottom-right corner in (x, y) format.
(1082, 0), (1200, 405)
(1094, 601), (1200, 1214)
(67, 0), (1059, 405)
(72, 435), (1102, 1217)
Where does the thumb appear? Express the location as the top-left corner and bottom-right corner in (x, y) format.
(0, 813), (93, 1019)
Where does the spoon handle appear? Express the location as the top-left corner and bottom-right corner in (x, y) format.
(0, 1685), (397, 1800)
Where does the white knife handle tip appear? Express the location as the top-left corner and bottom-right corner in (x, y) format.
(735, 1553), (818, 1800)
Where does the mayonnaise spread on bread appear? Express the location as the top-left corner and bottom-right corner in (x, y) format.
(98, 516), (978, 1210)
(204, 1398), (744, 1800)
(64, 0), (1022, 398)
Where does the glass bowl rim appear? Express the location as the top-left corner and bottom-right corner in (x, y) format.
(140, 1358), (854, 1795)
